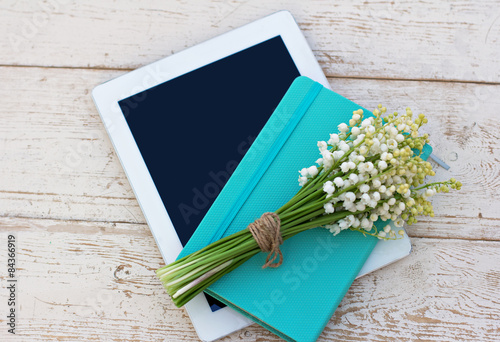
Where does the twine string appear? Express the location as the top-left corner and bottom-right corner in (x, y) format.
(248, 212), (283, 268)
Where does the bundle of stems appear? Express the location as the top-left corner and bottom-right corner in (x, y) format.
(157, 106), (461, 308)
(157, 174), (354, 307)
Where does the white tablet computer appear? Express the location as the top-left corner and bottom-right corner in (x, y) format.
(92, 10), (411, 341)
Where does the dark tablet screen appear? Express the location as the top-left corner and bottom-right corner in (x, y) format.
(119, 35), (300, 311)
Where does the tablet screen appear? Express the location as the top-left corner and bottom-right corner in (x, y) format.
(119, 35), (300, 311)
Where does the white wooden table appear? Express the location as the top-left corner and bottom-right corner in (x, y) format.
(1, 1), (499, 341)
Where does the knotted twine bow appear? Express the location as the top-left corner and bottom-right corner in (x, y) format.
(247, 212), (283, 268)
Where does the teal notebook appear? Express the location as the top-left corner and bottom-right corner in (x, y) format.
(179, 76), (432, 342)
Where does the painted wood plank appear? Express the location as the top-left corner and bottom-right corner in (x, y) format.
(324, 237), (500, 341)
(0, 68), (500, 240)
(0, 0), (499, 82)
(0, 217), (498, 341)
(1, 66), (499, 241)
(1, 2), (498, 342)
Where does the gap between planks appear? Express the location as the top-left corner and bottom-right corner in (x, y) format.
(0, 64), (499, 86)
(1, 214), (499, 243)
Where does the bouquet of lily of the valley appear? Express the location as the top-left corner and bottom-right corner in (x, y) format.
(157, 105), (461, 307)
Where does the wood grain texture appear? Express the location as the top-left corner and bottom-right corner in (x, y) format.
(325, 237), (500, 341)
(0, 0), (499, 340)
(0, 0), (499, 82)
(0, 217), (498, 341)
(1, 66), (498, 241)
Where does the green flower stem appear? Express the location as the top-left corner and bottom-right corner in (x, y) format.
(276, 185), (320, 215)
(277, 166), (343, 216)
(164, 236), (255, 292)
(281, 165), (362, 216)
(171, 234), (255, 275)
(175, 246), (261, 306)
(282, 211), (353, 237)
(158, 148), (398, 308)
(159, 197), (345, 306)
(156, 108), (461, 309)
(277, 161), (350, 216)
(278, 187), (325, 215)
(281, 208), (325, 229)
(412, 180), (451, 191)
(166, 259), (229, 294)
(158, 232), (251, 280)
(167, 250), (246, 295)
(174, 252), (255, 307)
(160, 189), (384, 307)
(171, 207), (355, 307)
(170, 228), (249, 265)
(158, 195), (374, 307)
(279, 197), (327, 221)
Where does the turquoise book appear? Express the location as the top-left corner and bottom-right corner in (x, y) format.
(178, 76), (432, 342)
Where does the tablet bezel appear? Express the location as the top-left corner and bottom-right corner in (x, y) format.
(92, 10), (412, 341)
(92, 10), (330, 341)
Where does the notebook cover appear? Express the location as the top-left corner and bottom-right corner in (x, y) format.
(179, 76), (432, 342)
